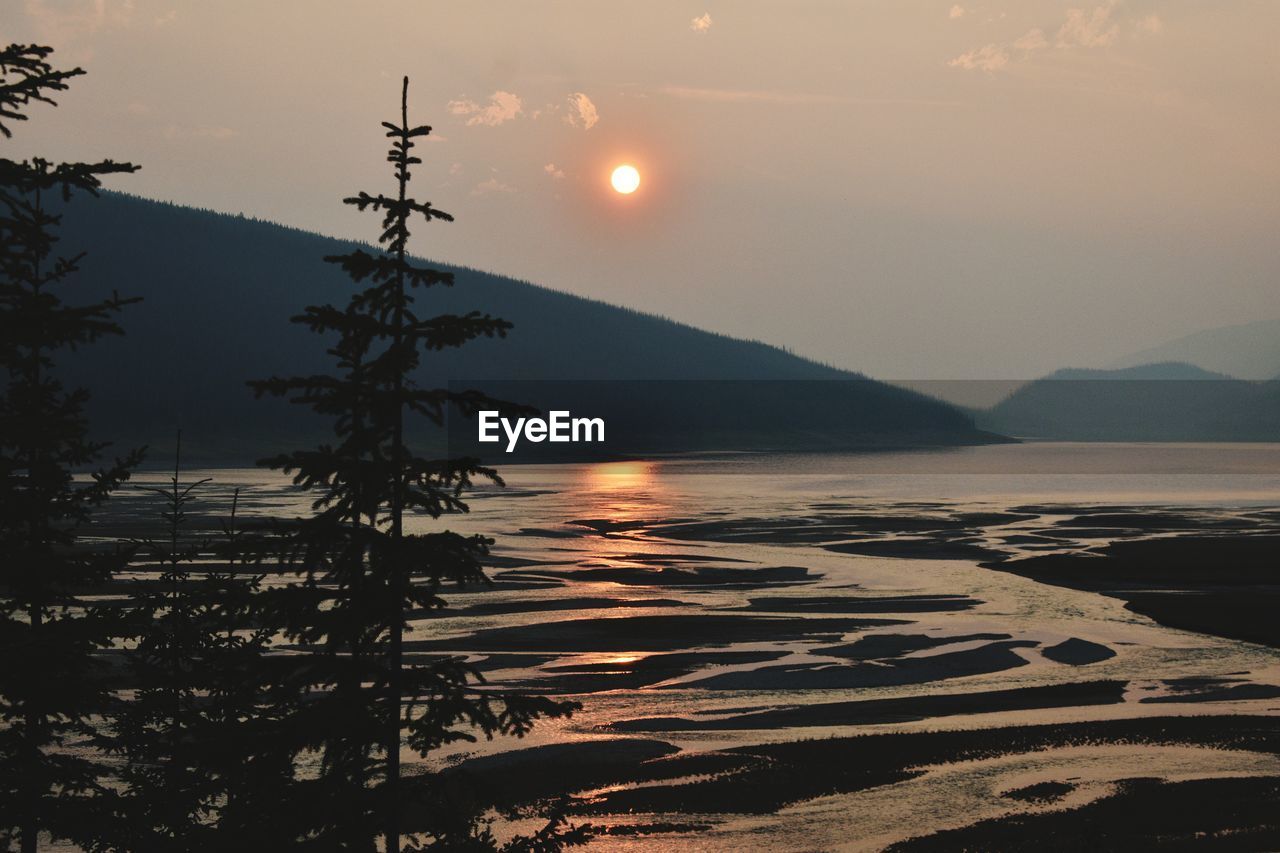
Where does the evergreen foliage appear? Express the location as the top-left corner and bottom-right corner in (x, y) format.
(113, 435), (216, 849)
(0, 43), (142, 852)
(110, 436), (299, 850)
(249, 78), (586, 851)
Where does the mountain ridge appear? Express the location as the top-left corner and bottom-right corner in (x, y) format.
(1109, 319), (1280, 381)
(51, 191), (1000, 463)
(1040, 362), (1236, 382)
(978, 362), (1280, 441)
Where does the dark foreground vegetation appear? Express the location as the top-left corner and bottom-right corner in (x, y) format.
(0, 45), (585, 851)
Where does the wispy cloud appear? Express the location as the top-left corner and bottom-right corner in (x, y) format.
(544, 163), (565, 180)
(690, 12), (712, 33)
(471, 176), (515, 196)
(949, 5), (966, 20)
(23, 0), (148, 57)
(1056, 4), (1119, 48)
(949, 44), (1009, 72)
(1136, 13), (1162, 35)
(949, 2), (1159, 73)
(448, 91), (523, 127)
(564, 92), (598, 130)
(24, 0), (137, 35)
(450, 90), (597, 131)
(1013, 28), (1049, 52)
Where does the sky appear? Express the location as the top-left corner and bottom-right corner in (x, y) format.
(8, 0), (1280, 380)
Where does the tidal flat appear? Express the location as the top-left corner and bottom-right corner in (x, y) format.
(105, 443), (1280, 850)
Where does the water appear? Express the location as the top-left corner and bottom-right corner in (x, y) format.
(117, 441), (1280, 849)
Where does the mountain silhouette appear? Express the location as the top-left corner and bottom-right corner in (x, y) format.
(979, 363), (1280, 441)
(51, 192), (1001, 463)
(1109, 319), (1280, 381)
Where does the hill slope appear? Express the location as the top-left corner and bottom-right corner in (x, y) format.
(1110, 319), (1280, 381)
(979, 363), (1280, 441)
(51, 192), (999, 463)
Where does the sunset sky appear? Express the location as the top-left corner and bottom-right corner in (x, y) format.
(8, 1), (1279, 379)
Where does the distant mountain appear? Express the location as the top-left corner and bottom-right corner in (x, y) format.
(978, 362), (1280, 441)
(1054, 363), (1236, 382)
(1110, 319), (1280, 381)
(51, 192), (1001, 463)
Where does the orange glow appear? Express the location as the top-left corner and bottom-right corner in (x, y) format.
(584, 460), (655, 492)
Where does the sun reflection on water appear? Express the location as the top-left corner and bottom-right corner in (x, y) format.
(604, 654), (642, 666)
(576, 461), (669, 523)
(570, 461), (681, 570)
(582, 460), (659, 492)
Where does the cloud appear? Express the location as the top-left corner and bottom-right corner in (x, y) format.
(22, 0), (140, 54)
(448, 91), (523, 127)
(448, 90), (599, 131)
(1056, 4), (1119, 48)
(471, 176), (515, 196)
(949, 2), (1157, 72)
(949, 5), (965, 20)
(1013, 28), (1048, 52)
(24, 0), (137, 34)
(564, 93), (598, 130)
(690, 12), (712, 33)
(948, 44), (1009, 72)
(544, 163), (565, 179)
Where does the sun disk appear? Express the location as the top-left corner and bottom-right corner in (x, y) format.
(611, 164), (640, 194)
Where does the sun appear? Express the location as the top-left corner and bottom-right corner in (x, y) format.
(610, 164), (641, 194)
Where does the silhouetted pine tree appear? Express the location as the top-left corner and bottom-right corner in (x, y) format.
(113, 434), (217, 849)
(0, 44), (143, 852)
(112, 440), (304, 850)
(198, 489), (303, 848)
(250, 77), (586, 851)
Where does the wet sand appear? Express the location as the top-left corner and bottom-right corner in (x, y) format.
(104, 453), (1280, 849)
(988, 534), (1280, 646)
(418, 489), (1280, 847)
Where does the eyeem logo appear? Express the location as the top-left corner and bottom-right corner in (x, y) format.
(478, 410), (605, 452)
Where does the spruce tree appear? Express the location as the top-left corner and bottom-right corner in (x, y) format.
(250, 77), (585, 851)
(0, 44), (143, 852)
(113, 433), (216, 849)
(112, 436), (302, 850)
(197, 489), (303, 849)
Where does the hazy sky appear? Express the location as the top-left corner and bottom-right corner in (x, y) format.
(8, 1), (1280, 379)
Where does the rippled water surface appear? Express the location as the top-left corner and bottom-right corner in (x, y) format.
(116, 442), (1280, 849)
